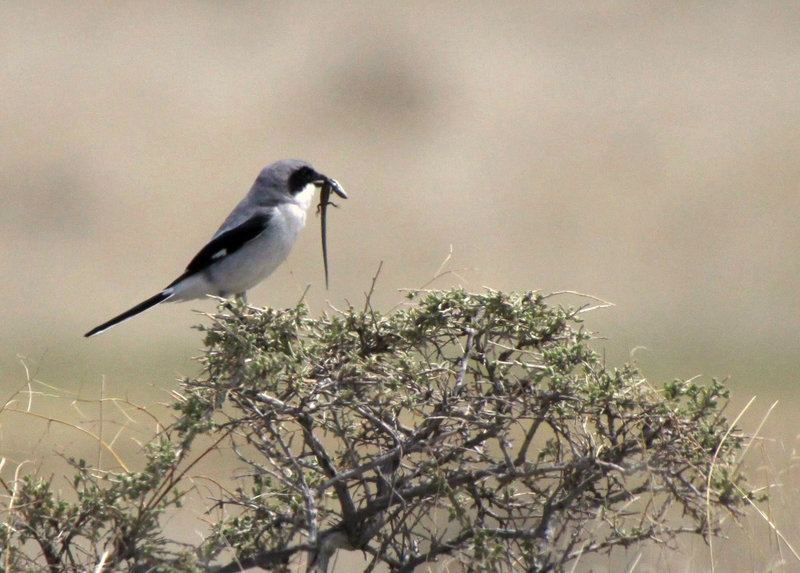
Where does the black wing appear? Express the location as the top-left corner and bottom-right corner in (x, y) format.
(168, 213), (272, 286)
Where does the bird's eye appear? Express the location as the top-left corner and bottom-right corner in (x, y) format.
(288, 166), (318, 194)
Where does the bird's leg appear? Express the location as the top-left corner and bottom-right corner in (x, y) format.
(221, 292), (247, 312)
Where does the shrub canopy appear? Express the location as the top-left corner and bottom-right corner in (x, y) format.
(2, 290), (751, 572)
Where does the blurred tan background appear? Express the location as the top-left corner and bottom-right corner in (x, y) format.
(2, 2), (800, 570)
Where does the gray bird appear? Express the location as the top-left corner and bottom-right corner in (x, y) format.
(85, 159), (347, 337)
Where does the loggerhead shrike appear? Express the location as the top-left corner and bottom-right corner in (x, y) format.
(85, 159), (347, 337)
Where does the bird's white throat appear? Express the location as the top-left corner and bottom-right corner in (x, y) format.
(294, 182), (317, 212)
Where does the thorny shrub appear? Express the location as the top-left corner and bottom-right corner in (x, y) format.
(1, 290), (755, 572)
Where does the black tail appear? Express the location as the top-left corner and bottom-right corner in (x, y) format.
(84, 291), (172, 337)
